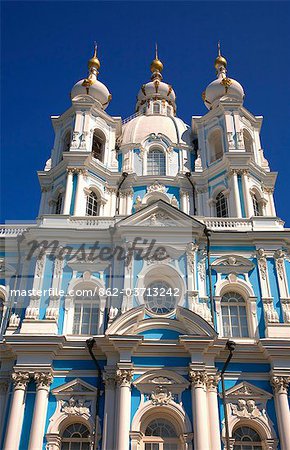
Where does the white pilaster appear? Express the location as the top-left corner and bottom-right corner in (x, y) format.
(45, 253), (64, 323)
(102, 368), (116, 450)
(189, 369), (210, 450)
(115, 368), (133, 450)
(271, 376), (290, 450)
(63, 169), (74, 214)
(242, 171), (254, 217)
(180, 190), (190, 214)
(73, 169), (86, 216)
(230, 170), (242, 218)
(0, 380), (9, 443)
(206, 374), (221, 450)
(28, 372), (53, 450)
(4, 372), (30, 450)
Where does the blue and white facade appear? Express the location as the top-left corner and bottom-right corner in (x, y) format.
(0, 46), (290, 450)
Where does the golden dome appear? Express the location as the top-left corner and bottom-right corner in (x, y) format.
(88, 44), (100, 70)
(150, 43), (163, 73)
(215, 55), (227, 69)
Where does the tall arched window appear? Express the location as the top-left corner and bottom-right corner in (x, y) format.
(144, 419), (179, 450)
(0, 295), (4, 327)
(62, 131), (71, 152)
(221, 292), (249, 338)
(233, 426), (262, 449)
(208, 129), (223, 163)
(61, 423), (91, 450)
(73, 290), (100, 335)
(252, 194), (262, 216)
(92, 130), (105, 161)
(147, 149), (166, 175)
(216, 192), (228, 217)
(55, 193), (63, 215)
(243, 129), (253, 153)
(86, 192), (100, 216)
(153, 102), (161, 114)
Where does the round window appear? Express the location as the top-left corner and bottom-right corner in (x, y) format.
(144, 281), (176, 315)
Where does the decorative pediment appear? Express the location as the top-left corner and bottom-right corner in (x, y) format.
(52, 378), (98, 396)
(212, 255), (254, 274)
(105, 305), (217, 338)
(225, 381), (272, 400)
(118, 200), (204, 232)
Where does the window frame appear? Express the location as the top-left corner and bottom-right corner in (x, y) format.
(216, 191), (229, 218)
(147, 148), (166, 176)
(86, 191), (100, 216)
(221, 292), (249, 338)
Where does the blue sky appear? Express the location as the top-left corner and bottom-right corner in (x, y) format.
(1, 1), (290, 224)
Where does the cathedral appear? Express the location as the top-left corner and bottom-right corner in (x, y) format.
(0, 44), (290, 450)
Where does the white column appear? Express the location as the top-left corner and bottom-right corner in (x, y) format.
(63, 169), (74, 214)
(0, 381), (9, 443)
(271, 376), (290, 450)
(4, 372), (30, 450)
(102, 368), (116, 450)
(180, 191), (189, 214)
(231, 170), (242, 218)
(28, 372), (53, 450)
(189, 370), (210, 450)
(115, 368), (133, 450)
(206, 374), (222, 450)
(242, 171), (254, 217)
(73, 169), (85, 216)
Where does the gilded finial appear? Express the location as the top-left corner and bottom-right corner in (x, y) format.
(88, 42), (100, 71)
(150, 43), (163, 74)
(215, 40), (227, 70)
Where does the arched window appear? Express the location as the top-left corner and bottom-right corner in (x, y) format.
(147, 149), (166, 175)
(62, 131), (71, 152)
(73, 289), (100, 335)
(86, 192), (100, 216)
(216, 192), (228, 217)
(144, 419), (179, 450)
(144, 281), (176, 315)
(61, 423), (91, 450)
(55, 193), (63, 215)
(153, 102), (161, 114)
(92, 130), (105, 161)
(233, 426), (262, 449)
(252, 194), (262, 216)
(221, 292), (249, 338)
(243, 129), (253, 153)
(208, 129), (223, 163)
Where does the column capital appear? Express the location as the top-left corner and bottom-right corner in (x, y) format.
(188, 369), (207, 388)
(11, 371), (30, 390)
(206, 373), (220, 392)
(103, 368), (117, 388)
(116, 368), (133, 387)
(34, 372), (53, 390)
(271, 375), (290, 394)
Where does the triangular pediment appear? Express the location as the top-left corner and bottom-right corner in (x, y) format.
(118, 200), (204, 231)
(225, 381), (272, 400)
(52, 378), (98, 396)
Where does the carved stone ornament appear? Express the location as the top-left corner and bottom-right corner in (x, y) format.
(147, 181), (166, 194)
(274, 249), (285, 280)
(11, 371), (30, 389)
(60, 397), (91, 416)
(230, 399), (266, 419)
(263, 299), (279, 324)
(34, 372), (53, 389)
(186, 243), (198, 273)
(257, 249), (267, 280)
(116, 369), (133, 387)
(151, 385), (172, 405)
(271, 376), (290, 395)
(103, 370), (116, 388)
(147, 212), (175, 227)
(188, 370), (207, 388)
(8, 313), (20, 328)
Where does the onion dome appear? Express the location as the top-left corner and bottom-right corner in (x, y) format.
(71, 44), (112, 110)
(136, 45), (176, 115)
(202, 43), (244, 110)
